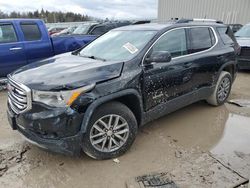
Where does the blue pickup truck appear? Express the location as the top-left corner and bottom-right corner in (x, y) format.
(0, 19), (97, 78)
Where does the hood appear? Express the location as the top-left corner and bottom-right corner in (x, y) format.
(236, 37), (250, 47)
(11, 53), (123, 91)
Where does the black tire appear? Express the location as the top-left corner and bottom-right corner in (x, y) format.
(82, 101), (138, 160)
(206, 71), (232, 106)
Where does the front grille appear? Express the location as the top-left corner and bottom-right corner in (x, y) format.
(7, 76), (32, 114)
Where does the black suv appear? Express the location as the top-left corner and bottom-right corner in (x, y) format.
(7, 22), (239, 159)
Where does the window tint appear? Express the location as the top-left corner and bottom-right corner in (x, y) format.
(20, 23), (41, 41)
(90, 26), (107, 35)
(189, 27), (214, 53)
(152, 29), (187, 58)
(0, 24), (17, 43)
(217, 27), (235, 45)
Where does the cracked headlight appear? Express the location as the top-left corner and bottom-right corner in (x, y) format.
(32, 84), (95, 107)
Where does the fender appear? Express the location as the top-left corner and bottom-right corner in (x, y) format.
(217, 61), (237, 82)
(79, 89), (144, 133)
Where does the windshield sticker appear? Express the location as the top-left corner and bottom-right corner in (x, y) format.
(123, 42), (138, 54)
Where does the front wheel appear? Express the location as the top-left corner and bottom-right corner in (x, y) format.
(207, 71), (232, 106)
(82, 102), (138, 160)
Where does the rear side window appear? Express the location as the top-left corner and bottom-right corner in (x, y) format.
(20, 23), (42, 41)
(0, 24), (18, 43)
(189, 27), (215, 53)
(217, 27), (235, 45)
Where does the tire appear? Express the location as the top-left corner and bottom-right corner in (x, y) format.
(206, 71), (232, 106)
(82, 101), (138, 160)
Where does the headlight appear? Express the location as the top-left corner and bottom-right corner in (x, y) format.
(32, 84), (95, 107)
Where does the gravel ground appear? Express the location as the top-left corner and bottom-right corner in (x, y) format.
(0, 72), (250, 188)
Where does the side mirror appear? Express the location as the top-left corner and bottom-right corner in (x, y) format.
(145, 51), (172, 64)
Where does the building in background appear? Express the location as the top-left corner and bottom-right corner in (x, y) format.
(158, 0), (250, 24)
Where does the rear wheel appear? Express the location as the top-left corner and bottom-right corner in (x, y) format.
(82, 102), (138, 160)
(207, 71), (232, 106)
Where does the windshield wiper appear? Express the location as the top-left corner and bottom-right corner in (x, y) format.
(80, 54), (106, 61)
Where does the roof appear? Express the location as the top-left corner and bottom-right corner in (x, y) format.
(114, 22), (225, 32)
(115, 23), (173, 31)
(0, 18), (43, 22)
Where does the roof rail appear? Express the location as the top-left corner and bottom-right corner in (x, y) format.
(176, 18), (223, 24)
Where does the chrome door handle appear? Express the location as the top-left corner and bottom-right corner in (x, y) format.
(9, 47), (22, 51)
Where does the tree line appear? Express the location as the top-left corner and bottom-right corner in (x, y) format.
(0, 9), (92, 23)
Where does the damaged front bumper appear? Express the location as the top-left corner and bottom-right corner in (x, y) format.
(7, 103), (85, 156)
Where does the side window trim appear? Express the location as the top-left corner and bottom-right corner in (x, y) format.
(142, 26), (218, 66)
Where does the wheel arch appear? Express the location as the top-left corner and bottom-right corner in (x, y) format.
(80, 89), (144, 133)
(218, 62), (237, 82)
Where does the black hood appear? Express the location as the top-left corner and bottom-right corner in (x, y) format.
(11, 53), (123, 91)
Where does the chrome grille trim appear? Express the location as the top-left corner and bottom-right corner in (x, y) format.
(7, 75), (32, 114)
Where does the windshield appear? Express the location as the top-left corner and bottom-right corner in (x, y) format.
(73, 24), (91, 35)
(79, 30), (157, 61)
(235, 24), (250, 38)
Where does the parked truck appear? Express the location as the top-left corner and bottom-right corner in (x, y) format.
(0, 19), (98, 79)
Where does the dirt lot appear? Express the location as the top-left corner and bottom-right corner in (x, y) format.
(0, 72), (250, 188)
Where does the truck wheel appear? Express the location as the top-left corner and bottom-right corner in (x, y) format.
(82, 101), (138, 160)
(207, 71), (232, 106)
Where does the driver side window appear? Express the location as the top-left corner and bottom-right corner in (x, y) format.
(152, 28), (187, 58)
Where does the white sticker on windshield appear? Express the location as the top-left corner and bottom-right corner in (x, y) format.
(123, 42), (138, 54)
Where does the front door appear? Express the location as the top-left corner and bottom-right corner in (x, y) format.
(142, 28), (195, 111)
(0, 23), (26, 77)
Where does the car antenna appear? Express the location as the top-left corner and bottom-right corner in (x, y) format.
(203, 15), (207, 22)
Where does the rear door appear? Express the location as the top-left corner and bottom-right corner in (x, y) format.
(18, 21), (54, 63)
(0, 22), (26, 77)
(186, 27), (218, 90)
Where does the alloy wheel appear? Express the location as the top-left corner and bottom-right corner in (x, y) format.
(217, 77), (231, 102)
(90, 114), (130, 153)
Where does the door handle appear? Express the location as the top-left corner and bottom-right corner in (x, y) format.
(9, 47), (23, 51)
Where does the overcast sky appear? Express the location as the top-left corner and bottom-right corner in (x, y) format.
(0, 0), (158, 19)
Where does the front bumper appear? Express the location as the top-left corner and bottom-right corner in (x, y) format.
(17, 124), (82, 155)
(7, 103), (84, 156)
